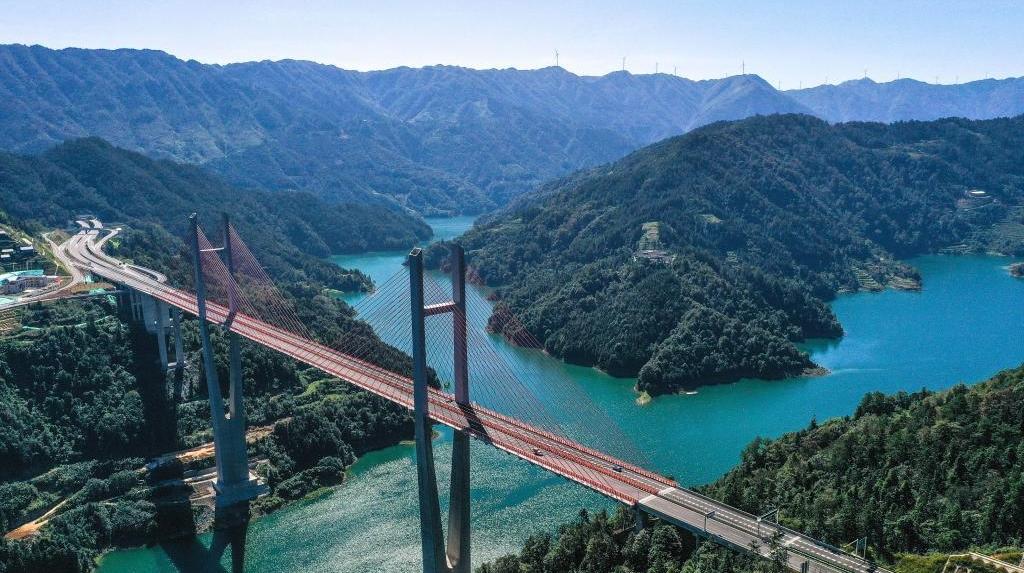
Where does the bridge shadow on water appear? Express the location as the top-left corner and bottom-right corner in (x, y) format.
(158, 503), (251, 573)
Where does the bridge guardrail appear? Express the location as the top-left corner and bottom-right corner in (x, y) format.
(663, 487), (881, 573)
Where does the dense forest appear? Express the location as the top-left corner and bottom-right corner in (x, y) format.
(0, 298), (414, 572)
(479, 364), (1024, 572)
(450, 114), (1024, 393)
(707, 365), (1024, 558)
(476, 507), (786, 573)
(0, 137), (431, 570)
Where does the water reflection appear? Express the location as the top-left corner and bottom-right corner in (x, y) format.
(158, 503), (250, 573)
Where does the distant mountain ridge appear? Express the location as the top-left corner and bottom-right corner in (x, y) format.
(1, 44), (1023, 214)
(787, 76), (1024, 123)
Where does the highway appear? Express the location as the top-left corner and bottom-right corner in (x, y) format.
(5, 230), (93, 308)
(63, 227), (887, 573)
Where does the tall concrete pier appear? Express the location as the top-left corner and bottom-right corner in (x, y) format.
(446, 245), (471, 573)
(408, 246), (471, 573)
(189, 213), (264, 507)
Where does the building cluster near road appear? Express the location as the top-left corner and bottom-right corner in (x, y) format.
(0, 270), (58, 296)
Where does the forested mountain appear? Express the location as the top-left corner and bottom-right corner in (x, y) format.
(789, 77), (1024, 123)
(481, 364), (1024, 572)
(709, 365), (1024, 557)
(0, 137), (431, 291)
(0, 44), (811, 213)
(4, 46), (1022, 216)
(3, 46), (1021, 216)
(451, 114), (1024, 393)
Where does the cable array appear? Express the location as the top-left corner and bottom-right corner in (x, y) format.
(191, 222), (651, 489)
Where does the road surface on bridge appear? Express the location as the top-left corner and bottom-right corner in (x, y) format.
(64, 228), (886, 573)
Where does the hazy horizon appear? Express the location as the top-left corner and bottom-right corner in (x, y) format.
(6, 40), (1024, 92)
(2, 0), (1022, 90)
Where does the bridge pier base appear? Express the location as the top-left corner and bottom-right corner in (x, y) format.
(409, 245), (471, 573)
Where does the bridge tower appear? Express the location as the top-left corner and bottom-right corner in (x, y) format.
(408, 245), (471, 573)
(189, 213), (265, 507)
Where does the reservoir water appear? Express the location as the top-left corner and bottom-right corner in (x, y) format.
(98, 216), (1024, 572)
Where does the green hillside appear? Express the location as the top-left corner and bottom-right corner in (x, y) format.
(452, 114), (1024, 394)
(0, 137), (431, 291)
(480, 364), (1024, 572)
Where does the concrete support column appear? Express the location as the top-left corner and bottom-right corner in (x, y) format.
(408, 248), (447, 573)
(222, 214), (245, 425)
(134, 290), (143, 323)
(114, 286), (126, 317)
(129, 288), (140, 322)
(171, 307), (184, 372)
(155, 299), (169, 371)
(634, 504), (649, 532)
(227, 334), (245, 426)
(446, 244), (470, 573)
(451, 245), (468, 404)
(141, 294), (158, 334)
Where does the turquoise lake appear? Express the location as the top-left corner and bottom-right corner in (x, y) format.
(97, 216), (1024, 572)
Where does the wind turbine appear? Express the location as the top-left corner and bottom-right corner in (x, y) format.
(555, 50), (559, 68)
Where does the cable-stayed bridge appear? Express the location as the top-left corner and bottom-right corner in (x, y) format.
(62, 216), (887, 573)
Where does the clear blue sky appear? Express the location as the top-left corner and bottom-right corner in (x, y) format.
(2, 0), (1022, 87)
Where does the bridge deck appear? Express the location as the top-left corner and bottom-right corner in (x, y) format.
(67, 229), (888, 573)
